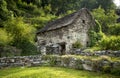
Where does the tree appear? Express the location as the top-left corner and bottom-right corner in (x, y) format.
(80, 0), (116, 11)
(80, 0), (97, 10)
(4, 17), (36, 55)
(0, 29), (12, 46)
(0, 0), (12, 27)
(96, 0), (116, 11)
(92, 7), (118, 33)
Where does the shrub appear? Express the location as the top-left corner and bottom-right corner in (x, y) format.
(109, 24), (120, 36)
(1, 46), (21, 57)
(4, 17), (37, 55)
(111, 67), (120, 76)
(48, 55), (59, 66)
(42, 55), (60, 66)
(88, 31), (105, 47)
(102, 65), (111, 73)
(88, 19), (104, 47)
(0, 29), (13, 46)
(72, 41), (83, 48)
(96, 36), (120, 50)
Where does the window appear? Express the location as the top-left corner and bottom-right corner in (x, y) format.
(67, 36), (70, 39)
(82, 20), (85, 24)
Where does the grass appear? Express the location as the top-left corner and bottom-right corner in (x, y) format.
(0, 66), (119, 78)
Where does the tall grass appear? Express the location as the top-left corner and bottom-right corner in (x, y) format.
(0, 66), (119, 78)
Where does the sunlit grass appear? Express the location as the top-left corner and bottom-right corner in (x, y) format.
(0, 66), (119, 78)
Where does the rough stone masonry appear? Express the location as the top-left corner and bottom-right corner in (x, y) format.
(0, 53), (120, 74)
(36, 8), (95, 55)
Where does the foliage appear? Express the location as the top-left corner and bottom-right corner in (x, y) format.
(92, 7), (118, 33)
(96, 0), (116, 11)
(111, 67), (120, 76)
(109, 23), (120, 35)
(42, 55), (60, 66)
(4, 17), (37, 55)
(89, 7), (120, 50)
(30, 14), (57, 29)
(0, 0), (13, 26)
(88, 31), (105, 47)
(4, 17), (35, 42)
(0, 0), (119, 55)
(0, 29), (12, 46)
(0, 0), (59, 55)
(72, 41), (83, 48)
(80, 0), (116, 11)
(102, 65), (111, 73)
(96, 36), (120, 50)
(88, 19), (104, 47)
(18, 0), (116, 15)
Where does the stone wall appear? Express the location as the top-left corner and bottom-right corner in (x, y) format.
(42, 55), (120, 75)
(0, 54), (120, 76)
(0, 55), (42, 68)
(72, 49), (120, 57)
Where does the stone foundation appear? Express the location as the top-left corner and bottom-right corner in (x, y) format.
(0, 55), (42, 68)
(0, 54), (120, 75)
(72, 49), (120, 57)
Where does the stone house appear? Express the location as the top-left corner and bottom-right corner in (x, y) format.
(36, 8), (95, 55)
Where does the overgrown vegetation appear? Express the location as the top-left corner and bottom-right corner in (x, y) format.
(72, 41), (83, 48)
(0, 0), (120, 56)
(88, 6), (120, 51)
(96, 36), (120, 50)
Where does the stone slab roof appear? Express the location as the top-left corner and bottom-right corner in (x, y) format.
(37, 8), (90, 34)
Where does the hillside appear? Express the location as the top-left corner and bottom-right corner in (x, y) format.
(0, 0), (120, 56)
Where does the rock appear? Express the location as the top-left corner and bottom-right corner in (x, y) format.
(83, 64), (92, 71)
(69, 57), (76, 68)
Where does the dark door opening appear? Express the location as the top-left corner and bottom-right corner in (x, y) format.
(58, 42), (66, 55)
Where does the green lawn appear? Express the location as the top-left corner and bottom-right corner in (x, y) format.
(0, 66), (119, 78)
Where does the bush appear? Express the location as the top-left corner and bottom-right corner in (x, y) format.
(111, 67), (120, 76)
(4, 17), (37, 55)
(1, 46), (21, 57)
(88, 31), (105, 47)
(42, 55), (60, 66)
(72, 41), (83, 48)
(102, 65), (111, 73)
(48, 55), (59, 66)
(0, 29), (13, 46)
(88, 19), (104, 47)
(109, 24), (120, 36)
(96, 36), (120, 50)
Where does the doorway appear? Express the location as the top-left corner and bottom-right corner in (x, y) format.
(58, 42), (66, 55)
